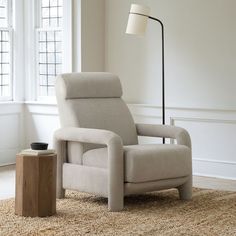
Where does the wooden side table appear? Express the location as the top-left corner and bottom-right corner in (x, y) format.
(15, 154), (57, 217)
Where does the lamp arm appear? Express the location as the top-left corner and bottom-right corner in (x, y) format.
(149, 16), (163, 27)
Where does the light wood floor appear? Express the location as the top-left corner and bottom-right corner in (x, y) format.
(0, 165), (16, 200)
(0, 165), (236, 200)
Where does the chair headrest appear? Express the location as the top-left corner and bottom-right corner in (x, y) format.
(56, 72), (123, 99)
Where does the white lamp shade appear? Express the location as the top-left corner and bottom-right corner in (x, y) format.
(126, 4), (150, 36)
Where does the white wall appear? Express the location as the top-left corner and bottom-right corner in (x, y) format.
(82, 0), (105, 72)
(24, 103), (60, 150)
(0, 103), (24, 165)
(105, 0), (236, 110)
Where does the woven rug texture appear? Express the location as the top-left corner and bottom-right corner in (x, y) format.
(0, 188), (236, 236)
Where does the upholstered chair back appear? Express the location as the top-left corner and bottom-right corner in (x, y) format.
(55, 73), (138, 163)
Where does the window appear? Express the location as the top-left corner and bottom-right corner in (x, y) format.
(0, 0), (12, 100)
(0, 0), (71, 102)
(36, 0), (63, 97)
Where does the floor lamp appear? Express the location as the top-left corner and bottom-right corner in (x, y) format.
(126, 4), (166, 144)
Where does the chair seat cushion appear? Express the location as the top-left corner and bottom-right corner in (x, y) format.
(82, 144), (191, 183)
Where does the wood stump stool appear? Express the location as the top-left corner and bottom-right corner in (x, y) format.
(15, 154), (57, 217)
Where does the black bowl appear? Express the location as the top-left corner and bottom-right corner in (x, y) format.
(31, 142), (48, 150)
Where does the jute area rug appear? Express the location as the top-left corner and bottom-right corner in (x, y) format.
(0, 188), (236, 236)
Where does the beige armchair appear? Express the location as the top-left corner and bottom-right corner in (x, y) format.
(54, 72), (192, 211)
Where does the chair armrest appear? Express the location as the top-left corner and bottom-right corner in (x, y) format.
(53, 127), (124, 210)
(54, 127), (122, 146)
(136, 123), (191, 149)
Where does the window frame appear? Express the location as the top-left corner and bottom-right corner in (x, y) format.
(0, 0), (13, 101)
(34, 0), (72, 101)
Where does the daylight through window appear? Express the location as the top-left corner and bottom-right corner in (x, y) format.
(37, 0), (63, 97)
(0, 0), (11, 99)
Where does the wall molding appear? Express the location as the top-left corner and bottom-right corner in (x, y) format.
(170, 117), (236, 125)
(1, 102), (236, 180)
(132, 114), (161, 120)
(129, 103), (236, 113)
(193, 157), (236, 166)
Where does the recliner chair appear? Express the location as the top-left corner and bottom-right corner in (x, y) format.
(54, 72), (192, 211)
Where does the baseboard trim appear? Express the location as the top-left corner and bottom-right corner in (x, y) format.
(193, 158), (236, 180)
(193, 158), (236, 165)
(193, 173), (236, 181)
(0, 162), (15, 167)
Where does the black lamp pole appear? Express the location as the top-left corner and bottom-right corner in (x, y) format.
(149, 16), (165, 144)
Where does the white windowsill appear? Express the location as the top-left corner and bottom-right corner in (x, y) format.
(0, 101), (24, 105)
(24, 101), (57, 106)
(0, 101), (57, 106)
